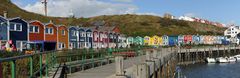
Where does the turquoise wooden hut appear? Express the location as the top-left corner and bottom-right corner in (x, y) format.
(127, 37), (134, 47)
(134, 36), (144, 45)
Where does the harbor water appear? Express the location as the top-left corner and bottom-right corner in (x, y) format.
(180, 62), (240, 78)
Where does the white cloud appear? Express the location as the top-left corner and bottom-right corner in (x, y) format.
(112, 0), (133, 3)
(17, 0), (138, 17)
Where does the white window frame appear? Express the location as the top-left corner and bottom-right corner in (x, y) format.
(87, 32), (92, 37)
(29, 26), (39, 33)
(81, 32), (85, 37)
(61, 30), (65, 35)
(45, 27), (54, 34)
(9, 23), (22, 31)
(72, 30), (76, 36)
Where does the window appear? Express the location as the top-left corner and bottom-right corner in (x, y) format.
(49, 28), (53, 34)
(30, 26), (39, 33)
(61, 30), (65, 35)
(45, 28), (49, 33)
(10, 23), (15, 30)
(35, 26), (39, 32)
(62, 44), (65, 48)
(45, 27), (54, 34)
(16, 24), (22, 31)
(80, 32), (85, 37)
(72, 30), (76, 36)
(87, 32), (92, 37)
(9, 23), (22, 31)
(30, 26), (34, 32)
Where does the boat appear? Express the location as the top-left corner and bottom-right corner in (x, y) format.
(228, 56), (237, 63)
(206, 57), (216, 63)
(234, 55), (240, 61)
(216, 57), (228, 63)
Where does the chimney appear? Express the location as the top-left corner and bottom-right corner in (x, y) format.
(3, 11), (7, 18)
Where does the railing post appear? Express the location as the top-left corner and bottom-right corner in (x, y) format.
(100, 50), (103, 66)
(91, 49), (94, 68)
(82, 49), (86, 71)
(115, 56), (126, 78)
(39, 54), (43, 78)
(69, 55), (72, 74)
(45, 53), (48, 78)
(0, 62), (2, 78)
(10, 60), (16, 78)
(29, 56), (33, 77)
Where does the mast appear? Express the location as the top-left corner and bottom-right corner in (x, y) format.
(41, 0), (48, 16)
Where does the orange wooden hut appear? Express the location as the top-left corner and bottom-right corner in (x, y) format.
(57, 25), (69, 50)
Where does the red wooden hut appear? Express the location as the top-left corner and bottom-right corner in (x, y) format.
(44, 22), (57, 50)
(29, 20), (45, 41)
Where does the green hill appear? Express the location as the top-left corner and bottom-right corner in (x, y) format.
(0, 0), (226, 37)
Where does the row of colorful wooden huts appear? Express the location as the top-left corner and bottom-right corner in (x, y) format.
(0, 16), (128, 51)
(126, 35), (230, 46)
(0, 16), (230, 52)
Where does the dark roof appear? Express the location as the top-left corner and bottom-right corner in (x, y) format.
(0, 16), (7, 22)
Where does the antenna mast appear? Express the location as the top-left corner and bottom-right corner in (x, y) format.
(41, 0), (48, 16)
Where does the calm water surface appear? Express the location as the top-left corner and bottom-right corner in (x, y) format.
(181, 62), (240, 78)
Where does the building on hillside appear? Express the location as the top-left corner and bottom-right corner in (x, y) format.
(0, 16), (8, 50)
(57, 25), (68, 50)
(9, 17), (28, 51)
(164, 13), (175, 19)
(224, 25), (240, 44)
(44, 22), (57, 51)
(178, 16), (194, 22)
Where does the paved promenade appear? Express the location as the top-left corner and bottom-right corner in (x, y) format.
(68, 48), (174, 78)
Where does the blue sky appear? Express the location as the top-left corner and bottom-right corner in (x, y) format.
(11, 0), (240, 25)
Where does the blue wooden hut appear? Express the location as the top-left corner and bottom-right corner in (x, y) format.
(0, 16), (8, 50)
(86, 28), (93, 48)
(78, 27), (86, 48)
(9, 17), (28, 51)
(192, 35), (200, 44)
(168, 35), (178, 46)
(69, 26), (79, 49)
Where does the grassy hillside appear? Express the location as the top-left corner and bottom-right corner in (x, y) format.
(0, 0), (226, 37)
